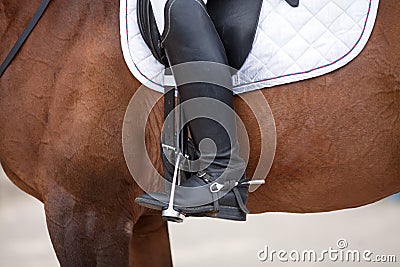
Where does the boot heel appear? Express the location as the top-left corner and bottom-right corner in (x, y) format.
(212, 206), (247, 221)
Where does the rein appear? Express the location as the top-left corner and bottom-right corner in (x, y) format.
(0, 0), (52, 78)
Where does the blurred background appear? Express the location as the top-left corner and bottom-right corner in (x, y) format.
(1, 165), (399, 267)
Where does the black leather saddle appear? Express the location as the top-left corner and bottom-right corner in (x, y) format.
(137, 0), (299, 70)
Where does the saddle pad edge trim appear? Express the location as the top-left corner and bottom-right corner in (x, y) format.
(120, 0), (165, 93)
(233, 0), (379, 94)
(121, 0), (379, 95)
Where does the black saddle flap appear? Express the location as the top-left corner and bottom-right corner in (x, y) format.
(137, 0), (168, 65)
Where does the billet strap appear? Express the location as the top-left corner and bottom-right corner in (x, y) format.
(0, 0), (52, 78)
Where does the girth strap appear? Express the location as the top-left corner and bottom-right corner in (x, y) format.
(0, 0), (52, 78)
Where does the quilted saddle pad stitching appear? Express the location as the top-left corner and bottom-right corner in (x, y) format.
(124, 2), (164, 88)
(260, 3), (367, 78)
(238, 0), (373, 87)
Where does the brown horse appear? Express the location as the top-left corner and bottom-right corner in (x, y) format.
(0, 0), (399, 266)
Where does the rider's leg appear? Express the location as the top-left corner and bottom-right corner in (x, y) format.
(136, 0), (249, 221)
(161, 0), (245, 178)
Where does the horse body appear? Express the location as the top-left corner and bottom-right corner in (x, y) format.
(0, 0), (399, 266)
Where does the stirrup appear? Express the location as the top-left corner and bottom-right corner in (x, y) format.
(161, 153), (185, 222)
(161, 68), (186, 223)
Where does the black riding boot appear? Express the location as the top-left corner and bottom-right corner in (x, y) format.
(135, 0), (250, 221)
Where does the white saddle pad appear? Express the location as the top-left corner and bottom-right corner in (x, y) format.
(120, 0), (379, 94)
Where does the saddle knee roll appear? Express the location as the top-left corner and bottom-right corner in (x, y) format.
(160, 0), (228, 66)
(149, 0), (208, 36)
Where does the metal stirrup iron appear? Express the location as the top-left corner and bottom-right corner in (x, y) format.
(161, 68), (186, 223)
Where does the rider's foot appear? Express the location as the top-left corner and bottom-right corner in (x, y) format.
(135, 171), (250, 221)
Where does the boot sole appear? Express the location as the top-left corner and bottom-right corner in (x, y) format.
(204, 206), (247, 221)
(136, 196), (247, 221)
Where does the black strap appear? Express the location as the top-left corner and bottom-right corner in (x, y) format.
(232, 187), (250, 214)
(0, 0), (52, 78)
(137, 0), (167, 65)
(285, 0), (300, 7)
